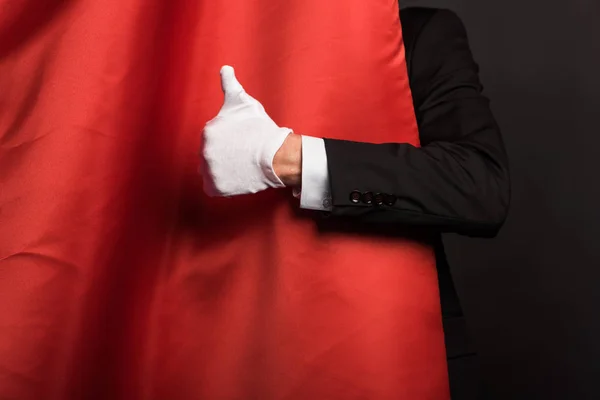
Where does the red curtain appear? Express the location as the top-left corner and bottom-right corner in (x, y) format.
(0, 1), (449, 399)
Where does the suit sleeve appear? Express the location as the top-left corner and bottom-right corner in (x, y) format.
(322, 9), (510, 237)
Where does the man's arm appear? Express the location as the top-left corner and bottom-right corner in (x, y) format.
(273, 9), (510, 236)
(318, 9), (509, 237)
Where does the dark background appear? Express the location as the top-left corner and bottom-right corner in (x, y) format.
(401, 0), (600, 399)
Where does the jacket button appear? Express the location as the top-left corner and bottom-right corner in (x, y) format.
(349, 190), (361, 204)
(373, 193), (384, 206)
(362, 191), (374, 205)
(384, 194), (397, 206)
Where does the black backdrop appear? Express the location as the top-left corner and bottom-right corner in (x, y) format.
(401, 1), (600, 399)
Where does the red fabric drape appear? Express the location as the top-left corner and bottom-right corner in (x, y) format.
(0, 1), (449, 399)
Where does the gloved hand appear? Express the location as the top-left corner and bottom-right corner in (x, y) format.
(200, 65), (293, 197)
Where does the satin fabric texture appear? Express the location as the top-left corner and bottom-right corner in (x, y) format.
(0, 1), (449, 399)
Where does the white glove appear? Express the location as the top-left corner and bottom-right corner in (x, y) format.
(200, 65), (292, 197)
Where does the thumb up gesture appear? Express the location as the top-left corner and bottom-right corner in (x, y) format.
(200, 66), (293, 197)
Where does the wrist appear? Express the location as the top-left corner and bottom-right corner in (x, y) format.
(273, 133), (302, 187)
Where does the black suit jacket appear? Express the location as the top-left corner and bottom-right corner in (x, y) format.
(324, 7), (509, 235)
(321, 7), (510, 362)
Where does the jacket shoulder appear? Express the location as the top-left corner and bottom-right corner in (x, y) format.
(400, 7), (438, 45)
(400, 7), (465, 75)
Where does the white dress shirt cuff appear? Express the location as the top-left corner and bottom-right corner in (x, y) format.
(296, 136), (332, 211)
